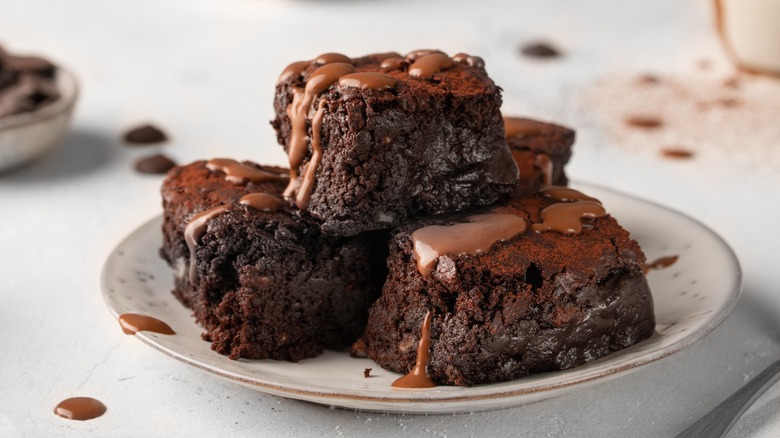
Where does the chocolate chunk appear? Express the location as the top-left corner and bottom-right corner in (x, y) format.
(123, 124), (168, 145)
(660, 148), (694, 159)
(520, 42), (562, 58)
(135, 153), (176, 174)
(625, 116), (663, 129)
(363, 368), (372, 378)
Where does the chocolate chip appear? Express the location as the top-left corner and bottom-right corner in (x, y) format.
(123, 124), (168, 145)
(135, 153), (176, 174)
(520, 42), (561, 59)
(363, 368), (372, 378)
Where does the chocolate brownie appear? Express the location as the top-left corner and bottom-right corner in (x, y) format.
(361, 187), (654, 386)
(0, 45), (59, 118)
(504, 116), (575, 192)
(271, 50), (519, 236)
(160, 159), (386, 361)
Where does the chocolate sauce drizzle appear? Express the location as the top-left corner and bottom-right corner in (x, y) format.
(452, 52), (485, 68)
(408, 53), (454, 80)
(392, 311), (437, 389)
(531, 201), (606, 234)
(284, 62), (355, 202)
(540, 186), (601, 203)
(278, 60), (310, 84)
(184, 206), (228, 284)
(118, 313), (175, 335)
(239, 193), (282, 212)
(296, 100), (327, 209)
(206, 158), (288, 184)
(380, 57), (406, 69)
(405, 49), (446, 62)
(504, 117), (547, 138)
(535, 154), (553, 187)
(643, 255), (679, 275)
(339, 72), (398, 90)
(411, 213), (527, 277)
(315, 52), (352, 65)
(54, 397), (107, 421)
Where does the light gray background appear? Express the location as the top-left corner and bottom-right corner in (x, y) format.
(1, 0), (779, 436)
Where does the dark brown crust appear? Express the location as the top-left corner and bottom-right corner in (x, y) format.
(362, 193), (654, 386)
(271, 53), (519, 236)
(505, 116), (575, 192)
(160, 161), (386, 361)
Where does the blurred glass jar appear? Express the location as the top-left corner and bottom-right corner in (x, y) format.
(715, 0), (780, 76)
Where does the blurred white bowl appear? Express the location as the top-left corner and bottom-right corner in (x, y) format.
(0, 67), (79, 173)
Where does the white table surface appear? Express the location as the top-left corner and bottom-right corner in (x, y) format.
(2, 0), (779, 436)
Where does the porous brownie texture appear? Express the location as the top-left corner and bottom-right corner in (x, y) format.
(504, 116), (575, 192)
(362, 193), (654, 386)
(160, 160), (386, 361)
(0, 45), (59, 118)
(271, 51), (519, 236)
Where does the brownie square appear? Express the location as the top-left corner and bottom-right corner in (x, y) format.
(271, 51), (519, 236)
(160, 160), (385, 361)
(504, 116), (575, 192)
(361, 188), (655, 386)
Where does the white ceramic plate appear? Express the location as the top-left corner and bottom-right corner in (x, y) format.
(101, 183), (741, 414)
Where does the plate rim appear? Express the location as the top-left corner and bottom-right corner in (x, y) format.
(101, 182), (743, 410)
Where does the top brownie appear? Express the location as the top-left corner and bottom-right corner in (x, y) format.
(271, 50), (519, 236)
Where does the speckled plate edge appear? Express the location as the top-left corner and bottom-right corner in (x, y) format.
(101, 183), (742, 414)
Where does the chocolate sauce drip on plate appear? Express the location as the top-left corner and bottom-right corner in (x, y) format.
(284, 62), (355, 200)
(531, 201), (606, 234)
(184, 206), (228, 284)
(452, 53), (485, 68)
(278, 60), (311, 84)
(118, 313), (175, 335)
(314, 52), (352, 65)
(408, 53), (454, 80)
(643, 255), (679, 275)
(540, 186), (601, 203)
(338, 72), (398, 90)
(380, 57), (407, 70)
(206, 158), (288, 184)
(504, 117), (547, 138)
(54, 397), (106, 421)
(412, 214), (527, 277)
(239, 193), (282, 212)
(392, 311), (436, 389)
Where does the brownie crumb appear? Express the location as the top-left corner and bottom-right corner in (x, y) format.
(363, 368), (372, 378)
(123, 124), (168, 145)
(661, 148), (694, 159)
(349, 338), (367, 358)
(625, 115), (663, 129)
(520, 42), (561, 59)
(135, 153), (176, 174)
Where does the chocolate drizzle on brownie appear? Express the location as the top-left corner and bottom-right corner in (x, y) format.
(535, 154), (553, 187)
(239, 193), (282, 212)
(643, 255), (679, 275)
(405, 49), (446, 62)
(184, 206), (228, 284)
(315, 52), (352, 65)
(540, 186), (600, 203)
(278, 60), (311, 84)
(408, 53), (454, 80)
(531, 201), (606, 234)
(284, 62), (356, 200)
(54, 397), (107, 421)
(118, 313), (176, 335)
(411, 214), (527, 276)
(392, 311), (436, 389)
(339, 72), (398, 90)
(206, 158), (288, 184)
(504, 117), (547, 137)
(380, 57), (407, 70)
(296, 100), (327, 209)
(452, 53), (485, 68)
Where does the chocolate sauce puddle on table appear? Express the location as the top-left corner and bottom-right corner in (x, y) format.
(118, 313), (175, 335)
(392, 311), (437, 389)
(411, 214), (527, 276)
(643, 255), (679, 275)
(54, 397), (106, 421)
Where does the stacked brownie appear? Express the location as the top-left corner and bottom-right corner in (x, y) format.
(160, 50), (654, 386)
